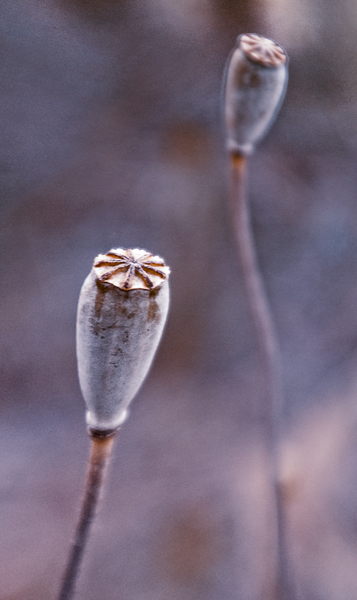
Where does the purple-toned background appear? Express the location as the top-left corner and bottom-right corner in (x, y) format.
(2, 1), (357, 598)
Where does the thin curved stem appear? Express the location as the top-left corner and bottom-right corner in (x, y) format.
(229, 152), (295, 600)
(57, 434), (116, 600)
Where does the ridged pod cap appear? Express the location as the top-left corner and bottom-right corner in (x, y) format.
(224, 33), (288, 156)
(76, 248), (170, 435)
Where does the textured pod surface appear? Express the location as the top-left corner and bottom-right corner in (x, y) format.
(224, 33), (288, 156)
(76, 250), (170, 432)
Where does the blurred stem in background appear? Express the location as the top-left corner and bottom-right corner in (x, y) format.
(230, 153), (294, 600)
(212, 0), (264, 37)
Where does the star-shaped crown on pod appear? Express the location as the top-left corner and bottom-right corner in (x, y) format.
(240, 34), (287, 67)
(93, 248), (170, 291)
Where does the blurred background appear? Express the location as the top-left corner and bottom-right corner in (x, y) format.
(2, 0), (357, 598)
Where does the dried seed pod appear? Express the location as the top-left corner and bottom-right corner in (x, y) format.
(76, 248), (170, 435)
(224, 33), (288, 156)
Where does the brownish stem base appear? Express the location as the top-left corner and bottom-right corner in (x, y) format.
(57, 434), (116, 600)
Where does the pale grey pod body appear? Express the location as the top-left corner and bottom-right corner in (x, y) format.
(76, 249), (170, 432)
(224, 34), (288, 156)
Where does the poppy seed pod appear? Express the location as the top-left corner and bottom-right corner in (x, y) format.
(76, 248), (170, 435)
(224, 33), (288, 156)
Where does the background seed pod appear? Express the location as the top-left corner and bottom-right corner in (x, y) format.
(224, 34), (288, 155)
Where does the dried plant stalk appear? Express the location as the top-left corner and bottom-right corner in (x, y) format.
(57, 434), (115, 600)
(230, 154), (293, 600)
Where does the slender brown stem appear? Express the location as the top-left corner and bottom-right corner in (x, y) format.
(57, 433), (116, 600)
(229, 152), (295, 600)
